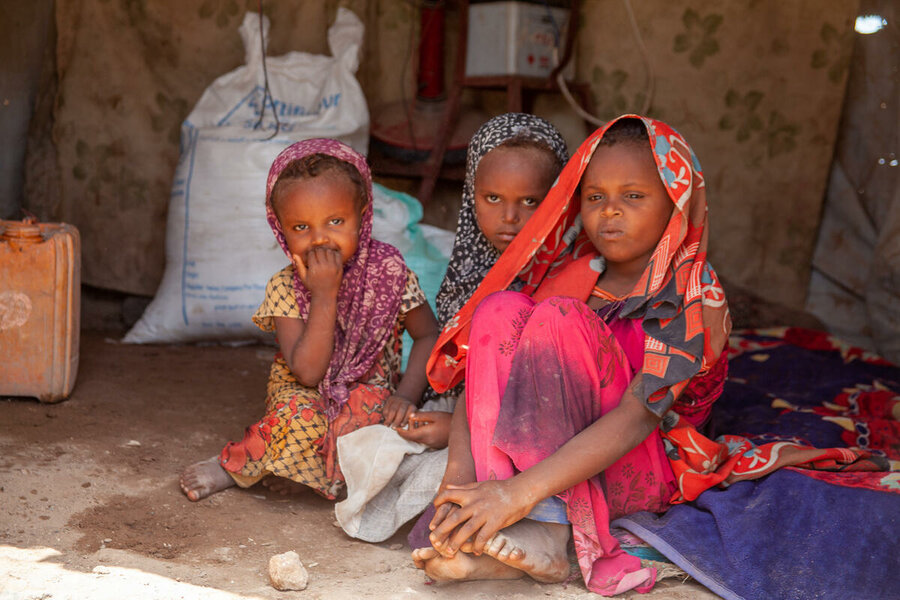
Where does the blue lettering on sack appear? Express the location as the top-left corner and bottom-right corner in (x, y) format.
(220, 86), (342, 129)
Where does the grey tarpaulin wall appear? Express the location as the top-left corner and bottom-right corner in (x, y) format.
(807, 0), (900, 362)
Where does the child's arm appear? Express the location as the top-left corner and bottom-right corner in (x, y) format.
(425, 392), (477, 528)
(428, 374), (661, 556)
(404, 394), (478, 540)
(382, 303), (439, 428)
(441, 393), (476, 485)
(275, 249), (343, 387)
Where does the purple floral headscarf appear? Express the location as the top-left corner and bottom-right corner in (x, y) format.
(265, 138), (407, 420)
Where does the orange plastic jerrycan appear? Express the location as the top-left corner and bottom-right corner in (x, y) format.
(0, 218), (80, 402)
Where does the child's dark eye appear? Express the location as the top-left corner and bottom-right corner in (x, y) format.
(522, 197), (539, 207)
(330, 218), (344, 225)
(625, 193), (644, 200)
(485, 194), (500, 204)
(293, 224), (308, 231)
(585, 193), (605, 203)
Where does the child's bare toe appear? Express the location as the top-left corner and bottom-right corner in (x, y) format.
(412, 547), (439, 569)
(180, 456), (234, 501)
(413, 546), (523, 582)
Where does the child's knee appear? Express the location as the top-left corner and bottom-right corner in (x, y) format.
(524, 296), (610, 346)
(472, 291), (533, 325)
(530, 296), (591, 324)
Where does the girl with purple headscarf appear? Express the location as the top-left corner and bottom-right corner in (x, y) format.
(180, 139), (439, 502)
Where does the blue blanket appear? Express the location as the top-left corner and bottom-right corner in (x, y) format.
(613, 469), (900, 600)
(613, 329), (900, 600)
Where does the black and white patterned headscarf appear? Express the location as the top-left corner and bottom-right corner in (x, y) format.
(434, 113), (569, 326)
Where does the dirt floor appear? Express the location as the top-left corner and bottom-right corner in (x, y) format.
(0, 328), (724, 600)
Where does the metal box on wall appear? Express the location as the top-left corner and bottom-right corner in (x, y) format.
(465, 1), (575, 79)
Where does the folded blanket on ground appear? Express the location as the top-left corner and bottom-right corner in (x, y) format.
(613, 469), (899, 600)
(614, 328), (900, 600)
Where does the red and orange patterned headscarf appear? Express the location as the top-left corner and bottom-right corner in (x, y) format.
(427, 115), (731, 416)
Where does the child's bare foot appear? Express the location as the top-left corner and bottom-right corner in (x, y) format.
(477, 520), (571, 583)
(411, 546), (523, 582)
(180, 456), (235, 501)
(261, 476), (308, 496)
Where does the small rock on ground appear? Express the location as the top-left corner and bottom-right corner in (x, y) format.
(268, 550), (308, 591)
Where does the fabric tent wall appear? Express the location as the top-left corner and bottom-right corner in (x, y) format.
(577, 1), (858, 310)
(22, 0), (858, 308)
(807, 0), (900, 362)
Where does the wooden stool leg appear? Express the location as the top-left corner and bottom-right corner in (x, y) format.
(417, 0), (470, 206)
(507, 78), (523, 113)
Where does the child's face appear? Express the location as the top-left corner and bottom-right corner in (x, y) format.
(275, 171), (362, 268)
(473, 146), (556, 253)
(579, 142), (674, 275)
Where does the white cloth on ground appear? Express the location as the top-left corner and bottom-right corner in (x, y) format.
(335, 395), (454, 542)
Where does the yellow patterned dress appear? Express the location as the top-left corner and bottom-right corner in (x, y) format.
(219, 264), (426, 498)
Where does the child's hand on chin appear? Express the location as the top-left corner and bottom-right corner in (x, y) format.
(383, 394), (416, 429)
(293, 250), (342, 298)
(397, 411), (451, 448)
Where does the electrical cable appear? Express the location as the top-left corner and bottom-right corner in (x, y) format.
(552, 0), (654, 126)
(622, 0), (654, 115)
(253, 0), (281, 140)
